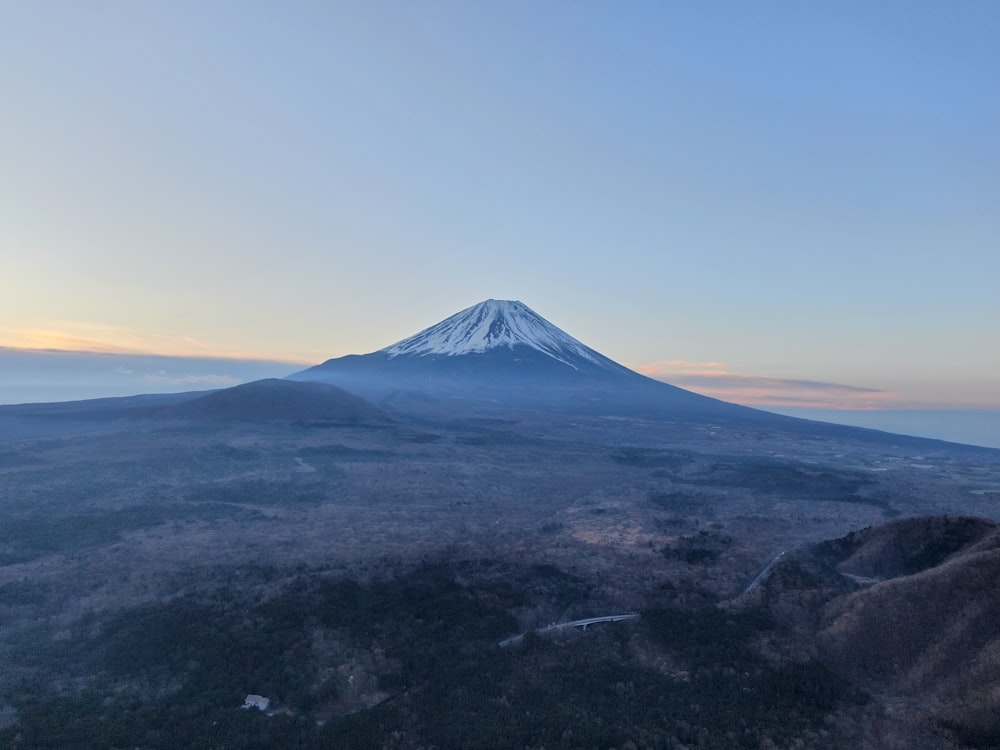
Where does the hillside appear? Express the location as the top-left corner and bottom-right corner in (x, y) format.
(751, 516), (1000, 747)
(164, 378), (391, 425)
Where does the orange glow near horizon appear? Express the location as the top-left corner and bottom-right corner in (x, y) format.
(0, 324), (313, 364)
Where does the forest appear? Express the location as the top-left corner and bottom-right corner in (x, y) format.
(2, 561), (854, 750)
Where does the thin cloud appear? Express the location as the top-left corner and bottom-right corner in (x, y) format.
(636, 360), (729, 375)
(0, 322), (312, 363)
(142, 372), (243, 387)
(0, 327), (143, 354)
(634, 361), (896, 410)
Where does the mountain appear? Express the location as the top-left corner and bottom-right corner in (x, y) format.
(289, 299), (772, 421)
(162, 379), (391, 425)
(287, 301), (997, 449)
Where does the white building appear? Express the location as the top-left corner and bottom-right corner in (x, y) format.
(241, 694), (270, 711)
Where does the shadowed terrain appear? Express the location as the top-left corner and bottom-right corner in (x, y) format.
(739, 517), (1000, 747)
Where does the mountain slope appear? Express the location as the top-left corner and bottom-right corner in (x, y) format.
(289, 299), (767, 419)
(750, 516), (1000, 746)
(285, 300), (1000, 451)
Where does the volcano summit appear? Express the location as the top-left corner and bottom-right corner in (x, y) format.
(379, 299), (626, 372)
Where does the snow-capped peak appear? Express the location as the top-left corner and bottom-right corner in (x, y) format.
(379, 299), (607, 369)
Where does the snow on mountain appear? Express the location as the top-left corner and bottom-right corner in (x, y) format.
(379, 299), (610, 370)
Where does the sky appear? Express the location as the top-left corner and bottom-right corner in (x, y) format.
(1, 2), (998, 443)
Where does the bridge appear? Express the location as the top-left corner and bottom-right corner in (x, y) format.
(741, 550), (786, 595)
(499, 613), (639, 648)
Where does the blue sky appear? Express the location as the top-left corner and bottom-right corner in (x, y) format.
(1, 2), (998, 436)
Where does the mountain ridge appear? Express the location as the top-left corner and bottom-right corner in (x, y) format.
(745, 516), (1000, 743)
